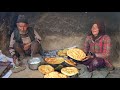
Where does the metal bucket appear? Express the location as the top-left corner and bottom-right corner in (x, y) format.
(28, 57), (43, 70)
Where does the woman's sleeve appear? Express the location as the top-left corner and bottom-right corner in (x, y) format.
(103, 35), (111, 57)
(96, 35), (111, 58)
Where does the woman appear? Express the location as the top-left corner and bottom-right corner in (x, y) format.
(82, 20), (114, 72)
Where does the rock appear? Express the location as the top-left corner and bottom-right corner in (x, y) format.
(76, 64), (88, 74)
(78, 71), (92, 78)
(106, 67), (120, 78)
(92, 68), (109, 78)
(76, 64), (92, 78)
(106, 73), (120, 78)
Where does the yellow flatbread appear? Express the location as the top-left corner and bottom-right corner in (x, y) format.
(38, 65), (54, 74)
(44, 71), (67, 78)
(61, 67), (79, 76)
(45, 57), (65, 64)
(67, 48), (86, 61)
(57, 49), (68, 57)
(65, 60), (76, 66)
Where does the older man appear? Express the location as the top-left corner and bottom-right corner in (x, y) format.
(9, 15), (44, 72)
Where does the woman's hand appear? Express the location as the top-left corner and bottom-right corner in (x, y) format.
(82, 55), (94, 61)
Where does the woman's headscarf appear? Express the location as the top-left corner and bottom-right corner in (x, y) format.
(89, 20), (106, 41)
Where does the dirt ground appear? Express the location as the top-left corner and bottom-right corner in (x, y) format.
(9, 57), (44, 78)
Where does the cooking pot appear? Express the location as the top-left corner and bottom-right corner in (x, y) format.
(28, 57), (43, 70)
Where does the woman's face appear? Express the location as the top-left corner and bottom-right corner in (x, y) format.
(91, 24), (99, 36)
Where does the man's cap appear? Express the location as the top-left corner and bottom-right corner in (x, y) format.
(16, 15), (28, 24)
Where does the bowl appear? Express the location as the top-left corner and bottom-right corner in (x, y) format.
(28, 57), (43, 70)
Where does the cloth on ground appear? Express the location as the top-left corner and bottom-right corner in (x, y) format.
(0, 51), (14, 66)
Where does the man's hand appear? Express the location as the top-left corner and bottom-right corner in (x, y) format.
(23, 43), (31, 50)
(13, 55), (18, 61)
(13, 55), (19, 66)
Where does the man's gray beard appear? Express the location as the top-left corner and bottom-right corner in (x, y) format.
(19, 30), (28, 34)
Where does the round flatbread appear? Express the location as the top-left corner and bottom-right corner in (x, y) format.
(44, 71), (67, 78)
(45, 57), (65, 64)
(38, 65), (54, 74)
(65, 60), (76, 66)
(61, 67), (79, 76)
(67, 48), (86, 61)
(57, 49), (68, 57)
